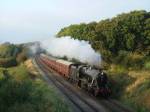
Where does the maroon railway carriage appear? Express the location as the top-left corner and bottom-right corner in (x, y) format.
(55, 60), (73, 78)
(40, 54), (57, 70)
(40, 54), (73, 78)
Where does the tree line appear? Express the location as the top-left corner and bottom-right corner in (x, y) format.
(0, 43), (27, 67)
(57, 10), (150, 69)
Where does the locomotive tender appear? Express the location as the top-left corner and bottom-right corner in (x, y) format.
(40, 54), (111, 97)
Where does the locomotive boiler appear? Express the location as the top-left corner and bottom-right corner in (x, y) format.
(40, 54), (111, 97)
(70, 65), (110, 96)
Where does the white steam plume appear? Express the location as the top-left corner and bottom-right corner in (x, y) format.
(41, 36), (101, 67)
(27, 42), (44, 56)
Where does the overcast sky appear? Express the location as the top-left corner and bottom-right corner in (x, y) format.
(0, 0), (150, 43)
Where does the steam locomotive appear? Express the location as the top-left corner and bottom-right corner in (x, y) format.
(39, 54), (111, 97)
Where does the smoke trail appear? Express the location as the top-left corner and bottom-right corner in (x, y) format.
(27, 42), (45, 56)
(41, 36), (101, 67)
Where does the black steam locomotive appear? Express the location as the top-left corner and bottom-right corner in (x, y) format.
(69, 65), (111, 97)
(40, 54), (111, 97)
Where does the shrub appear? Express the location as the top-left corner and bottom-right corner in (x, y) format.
(0, 67), (70, 112)
(144, 61), (150, 70)
(0, 57), (17, 67)
(114, 51), (144, 69)
(0, 44), (20, 58)
(109, 71), (134, 98)
(16, 52), (27, 64)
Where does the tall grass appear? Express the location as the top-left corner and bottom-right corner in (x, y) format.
(108, 63), (150, 112)
(0, 65), (70, 112)
(144, 61), (150, 70)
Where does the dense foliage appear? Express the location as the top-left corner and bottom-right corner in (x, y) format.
(0, 66), (70, 112)
(0, 42), (70, 112)
(0, 57), (17, 67)
(0, 43), (27, 67)
(57, 10), (150, 69)
(108, 67), (150, 112)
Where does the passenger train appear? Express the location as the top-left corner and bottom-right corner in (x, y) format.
(39, 54), (111, 97)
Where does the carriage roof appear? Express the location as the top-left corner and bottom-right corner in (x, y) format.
(41, 54), (57, 61)
(56, 59), (73, 66)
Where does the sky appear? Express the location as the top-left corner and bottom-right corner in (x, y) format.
(0, 0), (150, 43)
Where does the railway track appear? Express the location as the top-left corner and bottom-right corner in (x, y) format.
(34, 56), (134, 112)
(35, 56), (107, 112)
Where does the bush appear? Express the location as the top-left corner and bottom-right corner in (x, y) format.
(0, 67), (70, 112)
(122, 78), (150, 112)
(0, 57), (17, 68)
(0, 44), (28, 67)
(109, 71), (134, 98)
(114, 51), (144, 69)
(0, 44), (20, 58)
(16, 52), (27, 64)
(144, 61), (150, 70)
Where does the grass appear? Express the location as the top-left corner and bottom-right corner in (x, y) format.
(24, 59), (40, 79)
(0, 62), (71, 112)
(24, 59), (71, 112)
(144, 61), (150, 70)
(108, 64), (150, 112)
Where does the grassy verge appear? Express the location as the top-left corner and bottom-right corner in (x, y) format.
(0, 62), (70, 112)
(108, 64), (150, 112)
(24, 59), (71, 112)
